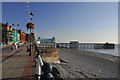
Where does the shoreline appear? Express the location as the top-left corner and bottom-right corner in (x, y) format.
(60, 48), (119, 62)
(52, 48), (119, 78)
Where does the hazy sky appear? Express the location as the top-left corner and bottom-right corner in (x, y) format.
(2, 2), (118, 43)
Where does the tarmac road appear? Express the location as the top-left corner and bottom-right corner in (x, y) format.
(53, 48), (119, 79)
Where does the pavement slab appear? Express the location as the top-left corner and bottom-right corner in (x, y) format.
(2, 46), (35, 79)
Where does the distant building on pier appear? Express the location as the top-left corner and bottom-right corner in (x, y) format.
(58, 43), (70, 48)
(58, 41), (79, 49)
(37, 37), (56, 48)
(70, 41), (79, 49)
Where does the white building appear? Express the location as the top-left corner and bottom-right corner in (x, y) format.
(38, 37), (56, 48)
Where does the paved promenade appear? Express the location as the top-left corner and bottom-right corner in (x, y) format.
(2, 45), (35, 79)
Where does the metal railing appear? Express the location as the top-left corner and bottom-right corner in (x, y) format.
(35, 49), (43, 79)
(34, 44), (54, 80)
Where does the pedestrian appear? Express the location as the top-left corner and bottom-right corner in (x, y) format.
(12, 42), (15, 50)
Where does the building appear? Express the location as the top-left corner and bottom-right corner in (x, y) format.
(18, 30), (26, 42)
(79, 43), (94, 49)
(10, 29), (19, 42)
(2, 22), (27, 45)
(2, 23), (13, 44)
(58, 43), (70, 48)
(38, 37), (56, 48)
(70, 41), (79, 49)
(26, 33), (35, 43)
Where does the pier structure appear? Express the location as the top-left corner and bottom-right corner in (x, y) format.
(79, 43), (94, 50)
(59, 43), (70, 48)
(58, 41), (115, 49)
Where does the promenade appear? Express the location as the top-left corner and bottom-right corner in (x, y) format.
(2, 45), (35, 79)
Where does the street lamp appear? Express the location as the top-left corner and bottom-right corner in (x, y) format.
(26, 12), (34, 56)
(17, 23), (19, 26)
(30, 12), (33, 21)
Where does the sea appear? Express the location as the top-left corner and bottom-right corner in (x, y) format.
(79, 44), (119, 56)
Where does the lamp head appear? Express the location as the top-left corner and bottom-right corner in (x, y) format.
(17, 23), (19, 26)
(30, 12), (33, 16)
(12, 24), (14, 26)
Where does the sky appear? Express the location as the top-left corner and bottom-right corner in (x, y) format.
(2, 2), (118, 43)
(1, 0), (119, 2)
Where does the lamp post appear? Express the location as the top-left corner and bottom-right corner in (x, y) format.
(30, 12), (33, 22)
(26, 12), (34, 56)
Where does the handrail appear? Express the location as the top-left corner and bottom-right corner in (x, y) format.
(35, 49), (43, 79)
(34, 43), (54, 80)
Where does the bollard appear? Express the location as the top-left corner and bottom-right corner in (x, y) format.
(41, 62), (54, 80)
(40, 73), (54, 80)
(42, 62), (53, 73)
(34, 46), (54, 80)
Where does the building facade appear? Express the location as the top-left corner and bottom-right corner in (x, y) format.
(18, 30), (26, 42)
(70, 41), (79, 49)
(2, 23), (13, 44)
(10, 29), (19, 42)
(58, 43), (70, 48)
(38, 37), (56, 48)
(2, 23), (27, 45)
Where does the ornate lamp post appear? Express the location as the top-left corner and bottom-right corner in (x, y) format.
(26, 12), (34, 56)
(30, 12), (33, 21)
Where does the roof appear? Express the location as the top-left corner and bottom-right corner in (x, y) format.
(40, 38), (53, 43)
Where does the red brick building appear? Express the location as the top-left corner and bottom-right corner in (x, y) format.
(18, 30), (26, 42)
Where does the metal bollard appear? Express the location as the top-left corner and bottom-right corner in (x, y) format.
(41, 62), (54, 80)
(35, 48), (54, 80)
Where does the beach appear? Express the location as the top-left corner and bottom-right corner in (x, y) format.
(53, 48), (119, 79)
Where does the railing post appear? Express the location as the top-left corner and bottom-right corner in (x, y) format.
(41, 62), (54, 80)
(35, 49), (43, 79)
(34, 44), (54, 80)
